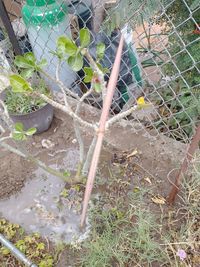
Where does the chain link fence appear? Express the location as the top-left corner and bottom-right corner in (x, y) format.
(0, 0), (199, 144)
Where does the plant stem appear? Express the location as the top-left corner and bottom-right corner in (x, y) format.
(83, 49), (107, 102)
(55, 62), (69, 107)
(35, 92), (96, 131)
(40, 69), (79, 100)
(0, 142), (81, 183)
(82, 135), (97, 175)
(74, 123), (84, 165)
(106, 105), (137, 129)
(74, 87), (94, 169)
(0, 135), (11, 142)
(141, 17), (151, 50)
(0, 124), (5, 133)
(0, 99), (13, 129)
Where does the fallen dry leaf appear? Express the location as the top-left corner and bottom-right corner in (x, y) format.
(151, 195), (166, 205)
(126, 149), (138, 159)
(144, 177), (152, 184)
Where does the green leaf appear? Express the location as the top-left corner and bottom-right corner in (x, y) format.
(20, 68), (34, 79)
(37, 242), (45, 250)
(49, 50), (62, 59)
(68, 53), (83, 71)
(1, 247), (10, 255)
(63, 171), (70, 177)
(60, 188), (68, 198)
(26, 127), (37, 136)
(57, 36), (78, 56)
(37, 58), (47, 69)
(24, 52), (36, 63)
(80, 28), (90, 48)
(93, 82), (102, 93)
(14, 56), (34, 69)
(96, 43), (105, 60)
(14, 122), (24, 132)
(102, 67), (110, 74)
(83, 67), (94, 83)
(39, 258), (53, 267)
(96, 63), (110, 74)
(10, 74), (32, 93)
(12, 132), (26, 141)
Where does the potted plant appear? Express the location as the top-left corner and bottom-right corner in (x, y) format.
(2, 80), (53, 134)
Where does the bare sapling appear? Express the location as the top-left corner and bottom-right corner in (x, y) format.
(0, 28), (148, 187)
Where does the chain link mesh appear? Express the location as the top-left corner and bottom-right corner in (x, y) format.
(1, 0), (199, 144)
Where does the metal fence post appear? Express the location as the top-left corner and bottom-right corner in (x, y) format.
(0, 0), (21, 55)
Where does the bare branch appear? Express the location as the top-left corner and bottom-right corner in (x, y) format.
(0, 99), (13, 129)
(106, 105), (137, 129)
(0, 124), (5, 134)
(82, 135), (97, 175)
(0, 99), (9, 120)
(36, 93), (96, 131)
(75, 87), (94, 114)
(0, 135), (11, 142)
(0, 142), (82, 183)
(74, 122), (85, 164)
(55, 61), (68, 107)
(74, 87), (94, 168)
(40, 69), (80, 100)
(0, 72), (10, 94)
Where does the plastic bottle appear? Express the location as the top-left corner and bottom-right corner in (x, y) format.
(22, 0), (77, 91)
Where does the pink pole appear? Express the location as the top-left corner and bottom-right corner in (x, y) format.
(80, 35), (124, 227)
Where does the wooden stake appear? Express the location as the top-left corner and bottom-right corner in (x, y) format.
(80, 34), (124, 227)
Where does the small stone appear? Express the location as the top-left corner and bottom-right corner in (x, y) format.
(41, 139), (55, 149)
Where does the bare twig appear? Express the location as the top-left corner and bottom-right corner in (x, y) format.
(82, 135), (98, 175)
(0, 72), (10, 94)
(40, 69), (79, 100)
(74, 87), (94, 167)
(74, 123), (85, 166)
(0, 142), (81, 183)
(36, 93), (96, 131)
(76, 87), (94, 114)
(106, 105), (137, 129)
(55, 61), (69, 107)
(0, 124), (5, 134)
(0, 99), (9, 121)
(0, 135), (11, 142)
(0, 99), (13, 129)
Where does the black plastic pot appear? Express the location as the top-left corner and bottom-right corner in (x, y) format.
(9, 103), (53, 134)
(0, 91), (53, 134)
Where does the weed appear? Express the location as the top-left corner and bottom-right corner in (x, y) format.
(81, 189), (166, 267)
(0, 219), (55, 267)
(161, 154), (200, 266)
(5, 80), (50, 115)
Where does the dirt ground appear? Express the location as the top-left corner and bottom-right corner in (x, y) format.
(0, 151), (34, 199)
(0, 97), (186, 200)
(0, 101), (197, 266)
